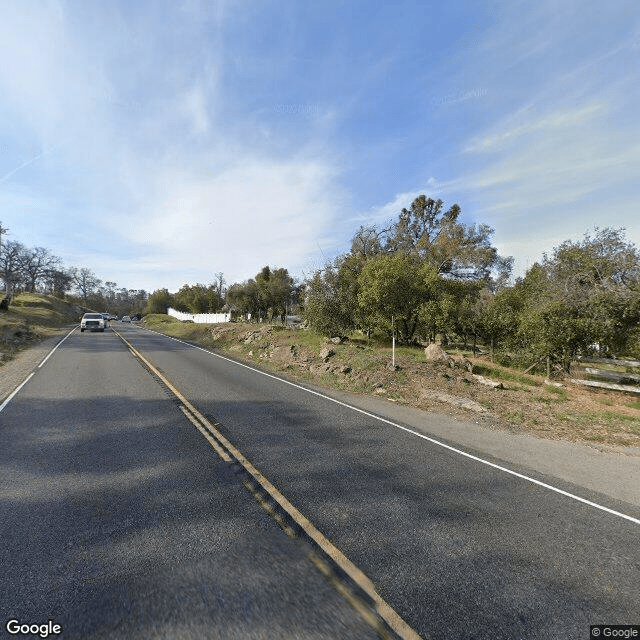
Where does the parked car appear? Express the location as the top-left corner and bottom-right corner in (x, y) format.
(121, 315), (132, 323)
(80, 313), (106, 332)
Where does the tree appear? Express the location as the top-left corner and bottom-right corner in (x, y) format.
(267, 267), (295, 319)
(350, 224), (387, 260)
(357, 254), (434, 344)
(45, 268), (75, 298)
(227, 279), (262, 318)
(213, 272), (226, 310)
(542, 227), (639, 295)
(73, 268), (102, 307)
(304, 195), (510, 341)
(303, 261), (355, 337)
(145, 289), (174, 315)
(18, 246), (60, 292)
(519, 228), (640, 361)
(477, 286), (522, 358)
(0, 240), (25, 295)
(383, 195), (509, 282)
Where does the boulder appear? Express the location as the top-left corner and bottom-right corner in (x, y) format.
(424, 343), (453, 364)
(318, 346), (335, 361)
(472, 374), (504, 389)
(420, 389), (489, 413)
(271, 345), (296, 363)
(456, 358), (474, 373)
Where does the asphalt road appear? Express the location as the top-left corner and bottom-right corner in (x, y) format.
(1, 323), (639, 639)
(0, 326), (380, 640)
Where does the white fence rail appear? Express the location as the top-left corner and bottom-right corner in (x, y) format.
(167, 307), (231, 324)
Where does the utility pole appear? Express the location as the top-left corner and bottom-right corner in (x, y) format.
(0, 221), (9, 295)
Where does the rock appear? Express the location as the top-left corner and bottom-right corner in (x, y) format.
(456, 358), (474, 373)
(309, 362), (334, 375)
(420, 389), (489, 413)
(472, 374), (504, 389)
(330, 337), (343, 344)
(339, 365), (351, 374)
(387, 363), (400, 371)
(243, 327), (272, 344)
(424, 343), (453, 365)
(318, 346), (335, 361)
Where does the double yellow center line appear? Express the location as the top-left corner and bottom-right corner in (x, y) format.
(114, 329), (422, 640)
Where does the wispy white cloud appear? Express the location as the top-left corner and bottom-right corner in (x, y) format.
(0, 1), (349, 291)
(3, 0), (639, 293)
(116, 154), (341, 288)
(463, 104), (605, 154)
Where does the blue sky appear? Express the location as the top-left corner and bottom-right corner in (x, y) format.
(1, 0), (639, 293)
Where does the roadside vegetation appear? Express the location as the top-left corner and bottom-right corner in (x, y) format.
(3, 194), (640, 446)
(0, 292), (80, 363)
(142, 314), (640, 449)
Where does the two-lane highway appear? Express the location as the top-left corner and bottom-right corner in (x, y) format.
(0, 327), (382, 640)
(1, 322), (638, 639)
(117, 324), (639, 639)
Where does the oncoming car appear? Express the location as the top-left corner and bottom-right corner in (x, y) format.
(121, 315), (132, 323)
(80, 313), (107, 332)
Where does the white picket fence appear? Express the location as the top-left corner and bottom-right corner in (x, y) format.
(167, 307), (231, 324)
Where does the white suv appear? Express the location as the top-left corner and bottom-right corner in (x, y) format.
(80, 313), (106, 332)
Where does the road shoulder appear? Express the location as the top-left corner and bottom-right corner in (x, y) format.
(0, 328), (72, 404)
(278, 376), (640, 510)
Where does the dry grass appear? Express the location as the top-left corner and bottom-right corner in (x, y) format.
(0, 293), (81, 363)
(143, 317), (640, 448)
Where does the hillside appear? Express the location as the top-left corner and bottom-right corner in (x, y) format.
(142, 314), (640, 449)
(0, 293), (81, 363)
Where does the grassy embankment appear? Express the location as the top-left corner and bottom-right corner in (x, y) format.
(143, 314), (640, 447)
(0, 293), (81, 363)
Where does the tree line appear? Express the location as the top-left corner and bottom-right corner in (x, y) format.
(5, 196), (639, 373)
(302, 196), (640, 370)
(145, 266), (301, 322)
(0, 235), (147, 316)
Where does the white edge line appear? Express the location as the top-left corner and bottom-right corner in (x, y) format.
(140, 326), (640, 526)
(0, 372), (35, 413)
(0, 327), (77, 413)
(38, 327), (76, 368)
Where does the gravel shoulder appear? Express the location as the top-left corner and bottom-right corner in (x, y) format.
(0, 328), (72, 404)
